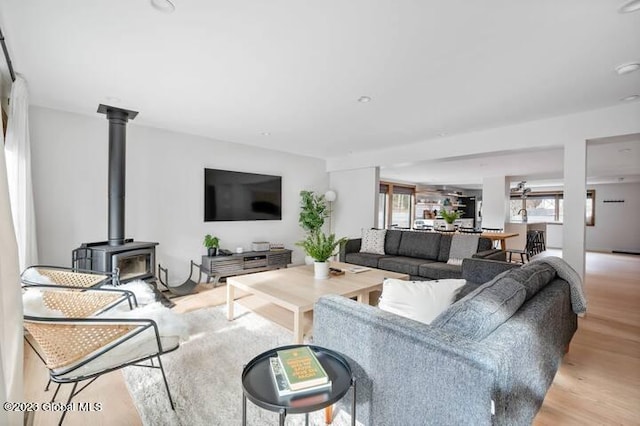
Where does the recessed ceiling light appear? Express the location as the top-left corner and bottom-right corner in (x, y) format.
(620, 94), (640, 102)
(261, 132), (271, 136)
(618, 0), (640, 13)
(151, 0), (175, 13)
(615, 62), (640, 75)
(357, 96), (372, 103)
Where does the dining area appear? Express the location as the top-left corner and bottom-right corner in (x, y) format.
(410, 223), (547, 263)
(478, 224), (547, 262)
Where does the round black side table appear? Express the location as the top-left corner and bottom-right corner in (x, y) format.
(241, 344), (356, 426)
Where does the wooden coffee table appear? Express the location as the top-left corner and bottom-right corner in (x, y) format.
(227, 261), (408, 344)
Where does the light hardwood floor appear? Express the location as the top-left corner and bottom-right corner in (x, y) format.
(533, 251), (640, 425)
(23, 252), (640, 425)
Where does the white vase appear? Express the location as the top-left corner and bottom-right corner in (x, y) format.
(444, 223), (455, 231)
(314, 261), (329, 279)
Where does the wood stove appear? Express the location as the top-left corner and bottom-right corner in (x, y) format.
(72, 105), (158, 284)
(73, 240), (157, 282)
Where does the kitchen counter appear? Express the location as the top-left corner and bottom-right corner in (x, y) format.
(507, 222), (560, 249)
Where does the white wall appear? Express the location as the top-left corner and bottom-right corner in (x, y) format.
(29, 106), (328, 281)
(587, 182), (640, 253)
(481, 176), (509, 229)
(329, 167), (379, 239)
(510, 182), (640, 253)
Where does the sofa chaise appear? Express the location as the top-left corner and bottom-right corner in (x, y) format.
(314, 257), (579, 425)
(339, 229), (506, 280)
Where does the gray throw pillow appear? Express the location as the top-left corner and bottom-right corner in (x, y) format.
(507, 263), (556, 301)
(431, 276), (526, 341)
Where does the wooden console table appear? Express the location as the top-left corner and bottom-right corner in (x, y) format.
(201, 249), (292, 286)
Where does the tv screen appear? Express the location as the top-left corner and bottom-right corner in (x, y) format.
(204, 168), (282, 221)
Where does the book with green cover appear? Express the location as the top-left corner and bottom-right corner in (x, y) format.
(269, 357), (331, 397)
(276, 346), (329, 391)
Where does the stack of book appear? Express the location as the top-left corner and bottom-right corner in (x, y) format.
(269, 346), (332, 397)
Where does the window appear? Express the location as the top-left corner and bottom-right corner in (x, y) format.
(392, 187), (413, 228)
(510, 190), (595, 226)
(378, 184), (389, 229)
(379, 182), (415, 229)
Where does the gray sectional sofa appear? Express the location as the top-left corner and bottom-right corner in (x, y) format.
(314, 258), (578, 426)
(339, 229), (506, 279)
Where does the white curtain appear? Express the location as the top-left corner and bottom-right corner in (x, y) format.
(4, 75), (38, 271)
(0, 88), (24, 425)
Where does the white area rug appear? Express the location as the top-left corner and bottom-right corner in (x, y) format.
(122, 305), (355, 425)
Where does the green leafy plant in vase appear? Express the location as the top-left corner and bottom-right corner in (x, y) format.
(440, 209), (460, 230)
(203, 234), (220, 257)
(296, 232), (347, 279)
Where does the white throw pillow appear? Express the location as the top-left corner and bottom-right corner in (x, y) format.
(360, 228), (387, 255)
(378, 278), (467, 325)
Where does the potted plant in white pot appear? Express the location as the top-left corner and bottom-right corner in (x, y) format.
(203, 234), (220, 257)
(297, 232), (347, 279)
(298, 190), (329, 264)
(440, 209), (460, 231)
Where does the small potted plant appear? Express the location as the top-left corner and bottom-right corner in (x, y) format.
(440, 209), (460, 231)
(203, 234), (220, 257)
(296, 232), (347, 279)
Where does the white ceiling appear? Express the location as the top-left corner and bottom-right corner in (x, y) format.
(380, 135), (640, 189)
(0, 0), (639, 182)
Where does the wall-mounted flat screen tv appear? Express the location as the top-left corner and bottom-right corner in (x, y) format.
(204, 168), (282, 221)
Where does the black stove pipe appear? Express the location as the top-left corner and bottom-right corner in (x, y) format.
(97, 104), (139, 246)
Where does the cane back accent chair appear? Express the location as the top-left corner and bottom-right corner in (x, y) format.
(21, 265), (120, 288)
(23, 286), (179, 425)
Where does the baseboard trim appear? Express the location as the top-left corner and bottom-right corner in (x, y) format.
(612, 250), (640, 255)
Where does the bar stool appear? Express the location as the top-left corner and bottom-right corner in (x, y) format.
(527, 230), (546, 256)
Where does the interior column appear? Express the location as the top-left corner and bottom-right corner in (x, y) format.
(481, 176), (509, 229)
(563, 140), (587, 280)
